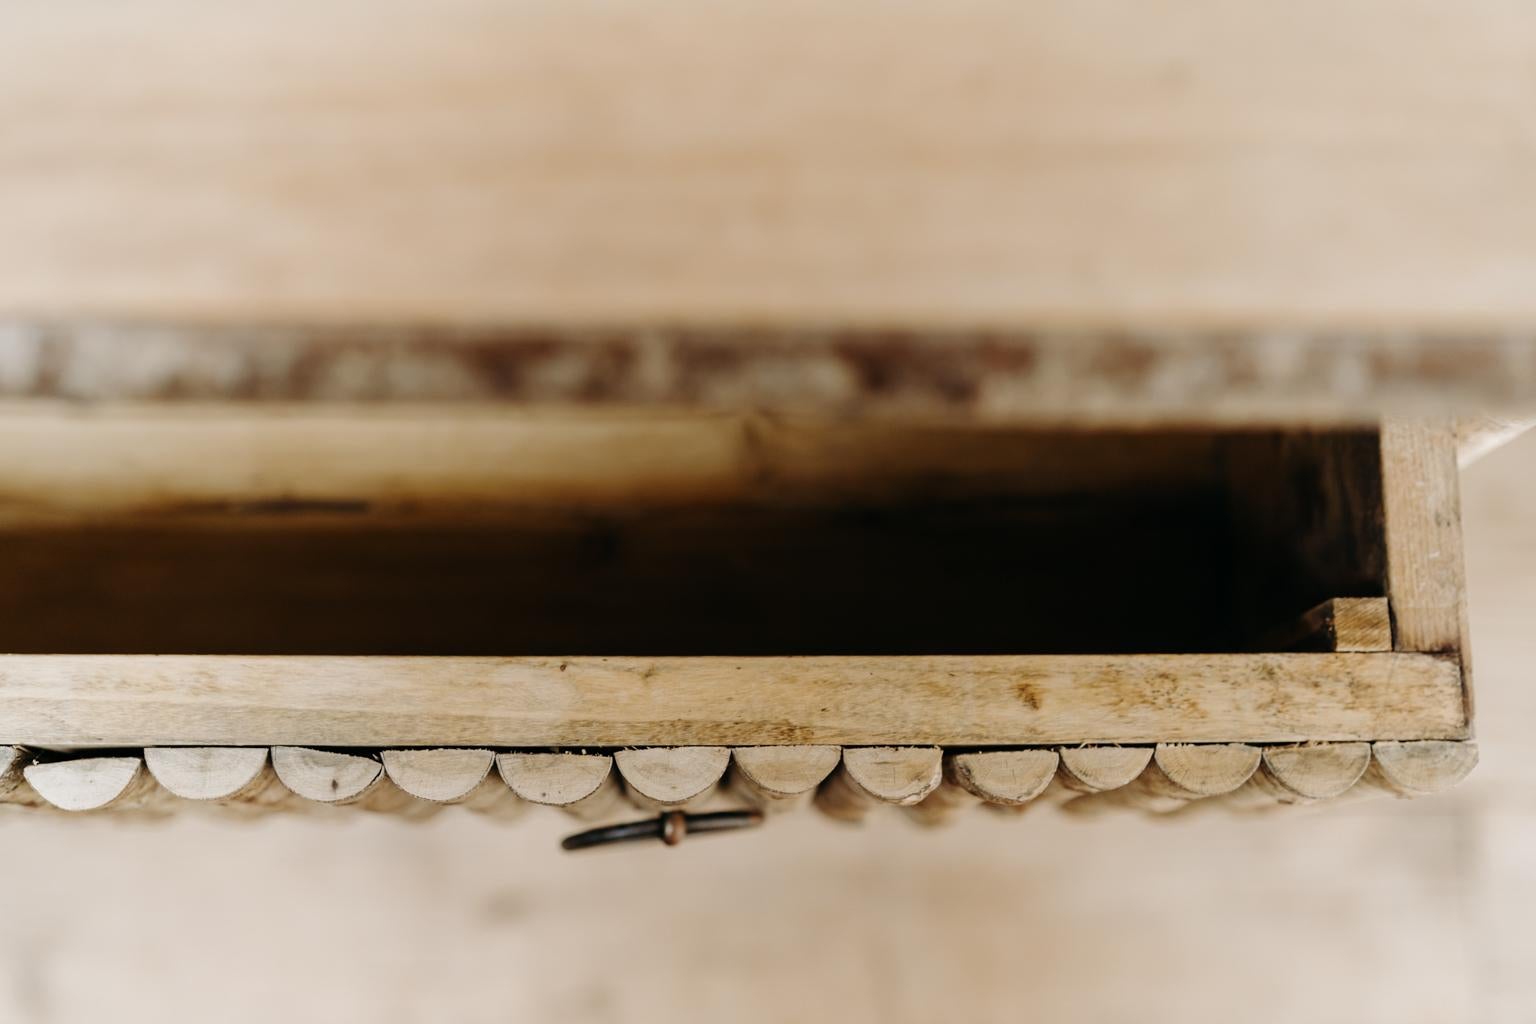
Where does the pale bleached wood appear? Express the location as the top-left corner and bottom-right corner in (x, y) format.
(1363, 740), (1480, 797)
(1204, 743), (1374, 811)
(1456, 417), (1536, 467)
(496, 752), (624, 821)
(1261, 598), (1392, 653)
(615, 747), (730, 811)
(0, 653), (1468, 748)
(144, 747), (297, 810)
(0, 746), (42, 808)
(1056, 747), (1155, 795)
(3, 3), (1536, 331)
(1261, 744), (1374, 801)
(23, 756), (170, 813)
(816, 747), (943, 823)
(1067, 744), (1262, 816)
(908, 750), (1061, 825)
(270, 747), (437, 818)
(1327, 599), (1393, 653)
(1034, 746), (1153, 811)
(381, 749), (523, 819)
(1381, 422), (1469, 656)
(728, 746), (841, 812)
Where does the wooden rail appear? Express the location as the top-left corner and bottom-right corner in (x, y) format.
(0, 652), (1466, 749)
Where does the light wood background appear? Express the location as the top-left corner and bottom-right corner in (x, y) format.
(2, 0), (1534, 329)
(0, 437), (1525, 1022)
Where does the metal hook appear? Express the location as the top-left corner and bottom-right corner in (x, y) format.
(561, 808), (764, 851)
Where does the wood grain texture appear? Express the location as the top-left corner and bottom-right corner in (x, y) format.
(0, 746), (41, 808)
(614, 747), (730, 811)
(1068, 743), (1261, 816)
(0, 742), (1480, 817)
(1204, 743), (1374, 811)
(495, 752), (624, 821)
(2, 2), (1535, 331)
(1034, 745), (1152, 813)
(1364, 740), (1480, 797)
(1381, 422), (1469, 658)
(1258, 743), (1374, 803)
(729, 746), (841, 812)
(816, 748), (943, 823)
(143, 747), (295, 808)
(1056, 747), (1155, 795)
(270, 747), (436, 817)
(381, 749), (522, 818)
(0, 653), (1468, 748)
(1259, 598), (1392, 653)
(908, 750), (1060, 825)
(23, 756), (169, 813)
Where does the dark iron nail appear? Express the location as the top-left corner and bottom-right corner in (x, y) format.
(561, 808), (764, 851)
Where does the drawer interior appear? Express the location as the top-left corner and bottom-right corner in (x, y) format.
(0, 408), (1384, 657)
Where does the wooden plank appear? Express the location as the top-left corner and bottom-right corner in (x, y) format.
(1381, 421), (1470, 657)
(0, 653), (1467, 748)
(2, 3), (1535, 330)
(1259, 598), (1392, 653)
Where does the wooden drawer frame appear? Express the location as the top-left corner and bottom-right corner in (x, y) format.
(0, 413), (1476, 817)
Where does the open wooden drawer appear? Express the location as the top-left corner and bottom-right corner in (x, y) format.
(0, 408), (1476, 819)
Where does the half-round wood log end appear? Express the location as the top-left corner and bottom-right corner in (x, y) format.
(1153, 743), (1262, 797)
(145, 747), (271, 801)
(948, 750), (1060, 805)
(841, 747), (943, 805)
(381, 748), (495, 803)
(24, 756), (155, 811)
(0, 746), (31, 798)
(615, 746), (730, 808)
(1262, 743), (1372, 800)
(1369, 740), (1479, 797)
(1057, 746), (1153, 794)
(732, 746), (841, 800)
(497, 752), (611, 804)
(271, 747), (383, 804)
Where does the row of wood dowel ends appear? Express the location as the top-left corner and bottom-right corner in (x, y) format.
(0, 742), (1478, 822)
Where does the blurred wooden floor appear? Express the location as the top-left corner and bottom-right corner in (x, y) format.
(0, 438), (1532, 1023)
